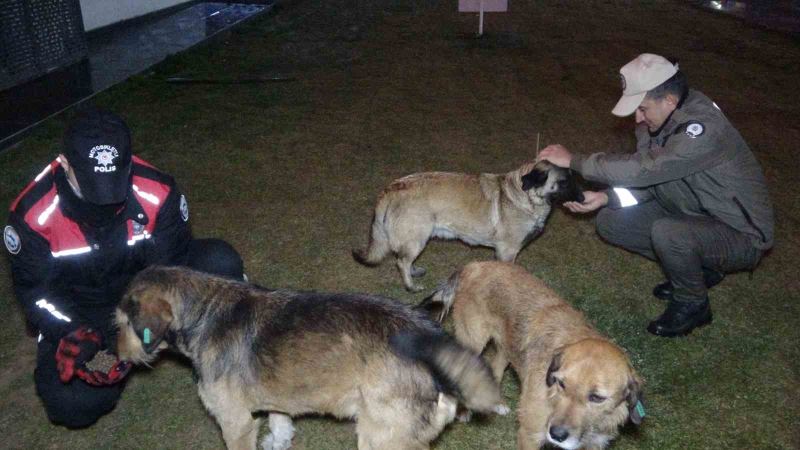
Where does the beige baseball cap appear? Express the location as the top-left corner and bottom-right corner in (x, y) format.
(612, 53), (678, 117)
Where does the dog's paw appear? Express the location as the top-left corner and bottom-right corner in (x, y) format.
(410, 265), (427, 278)
(493, 404), (511, 416)
(262, 415), (295, 450)
(261, 433), (292, 450)
(405, 283), (425, 293)
(436, 392), (458, 422)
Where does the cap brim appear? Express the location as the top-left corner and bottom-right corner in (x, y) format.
(611, 92), (646, 117)
(73, 165), (131, 205)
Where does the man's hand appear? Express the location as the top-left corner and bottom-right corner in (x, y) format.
(564, 190), (608, 214)
(55, 326), (101, 383)
(537, 144), (573, 168)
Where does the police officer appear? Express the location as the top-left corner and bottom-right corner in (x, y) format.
(4, 109), (246, 427)
(538, 53), (774, 337)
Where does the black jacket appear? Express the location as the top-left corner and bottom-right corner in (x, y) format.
(5, 156), (192, 341)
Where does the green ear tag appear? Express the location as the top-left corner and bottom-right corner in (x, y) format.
(143, 328), (152, 345)
(635, 400), (646, 418)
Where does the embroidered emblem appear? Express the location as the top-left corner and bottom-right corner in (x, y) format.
(180, 195), (189, 222)
(4, 225), (21, 254)
(685, 121), (705, 138)
(89, 145), (119, 173)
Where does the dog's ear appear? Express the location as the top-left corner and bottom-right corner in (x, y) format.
(521, 167), (549, 191)
(134, 297), (174, 353)
(626, 375), (645, 425)
(546, 352), (562, 387)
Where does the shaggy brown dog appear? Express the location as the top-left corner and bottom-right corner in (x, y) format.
(116, 266), (508, 450)
(420, 261), (644, 450)
(353, 161), (583, 291)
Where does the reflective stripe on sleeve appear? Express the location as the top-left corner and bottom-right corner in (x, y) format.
(132, 184), (160, 205)
(127, 231), (152, 246)
(613, 188), (639, 207)
(52, 246), (92, 257)
(35, 299), (72, 322)
(37, 195), (60, 225)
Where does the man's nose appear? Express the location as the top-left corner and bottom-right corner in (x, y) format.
(635, 109), (645, 123)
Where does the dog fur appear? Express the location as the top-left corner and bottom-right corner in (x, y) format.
(115, 266), (508, 450)
(353, 161), (583, 291)
(420, 261), (643, 450)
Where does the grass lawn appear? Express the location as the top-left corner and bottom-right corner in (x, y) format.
(1, 0), (798, 448)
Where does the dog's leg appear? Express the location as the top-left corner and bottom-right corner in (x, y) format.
(410, 265), (426, 278)
(356, 390), (437, 450)
(396, 243), (425, 291)
(494, 244), (519, 262)
(198, 382), (260, 450)
(516, 380), (549, 450)
(261, 413), (294, 450)
(487, 349), (509, 384)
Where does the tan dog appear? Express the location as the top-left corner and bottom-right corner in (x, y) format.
(420, 261), (644, 450)
(353, 161), (583, 291)
(116, 266), (507, 450)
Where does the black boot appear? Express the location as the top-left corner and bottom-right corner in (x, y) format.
(647, 298), (713, 337)
(652, 268), (725, 301)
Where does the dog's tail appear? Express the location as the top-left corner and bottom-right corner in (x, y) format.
(416, 271), (460, 322)
(389, 330), (506, 414)
(352, 197), (392, 266)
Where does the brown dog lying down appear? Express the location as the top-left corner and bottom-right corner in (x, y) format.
(115, 266), (507, 450)
(420, 261), (644, 450)
(353, 161), (584, 291)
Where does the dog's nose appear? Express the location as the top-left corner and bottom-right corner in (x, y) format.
(549, 425), (570, 443)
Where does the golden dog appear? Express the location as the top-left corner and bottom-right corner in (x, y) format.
(420, 261), (644, 450)
(116, 266), (508, 450)
(353, 161), (583, 291)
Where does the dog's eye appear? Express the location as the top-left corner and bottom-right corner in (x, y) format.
(588, 393), (606, 403)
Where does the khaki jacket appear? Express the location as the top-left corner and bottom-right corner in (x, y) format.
(572, 89), (774, 250)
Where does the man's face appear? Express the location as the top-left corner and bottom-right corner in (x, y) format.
(634, 96), (677, 132)
(59, 155), (84, 199)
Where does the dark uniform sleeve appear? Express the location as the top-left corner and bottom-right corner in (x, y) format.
(6, 213), (82, 341)
(147, 182), (192, 266)
(572, 121), (728, 188)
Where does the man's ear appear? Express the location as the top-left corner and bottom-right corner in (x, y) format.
(522, 167), (549, 191)
(665, 93), (680, 108)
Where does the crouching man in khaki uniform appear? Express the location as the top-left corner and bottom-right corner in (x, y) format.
(539, 53), (774, 338)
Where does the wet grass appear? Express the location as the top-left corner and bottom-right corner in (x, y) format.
(1, 0), (799, 448)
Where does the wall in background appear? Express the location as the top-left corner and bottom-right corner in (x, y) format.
(79, 0), (192, 31)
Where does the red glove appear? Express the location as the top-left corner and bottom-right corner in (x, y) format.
(56, 326), (132, 385)
(76, 359), (132, 386)
(55, 326), (101, 383)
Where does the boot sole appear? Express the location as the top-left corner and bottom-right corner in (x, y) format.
(648, 311), (713, 338)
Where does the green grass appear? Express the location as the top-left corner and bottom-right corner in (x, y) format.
(1, 0), (799, 448)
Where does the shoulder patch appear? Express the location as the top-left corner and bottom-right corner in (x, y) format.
(684, 121), (705, 138)
(4, 225), (21, 254)
(180, 195), (189, 222)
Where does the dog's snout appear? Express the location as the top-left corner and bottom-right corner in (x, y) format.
(574, 189), (585, 203)
(549, 425), (570, 443)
